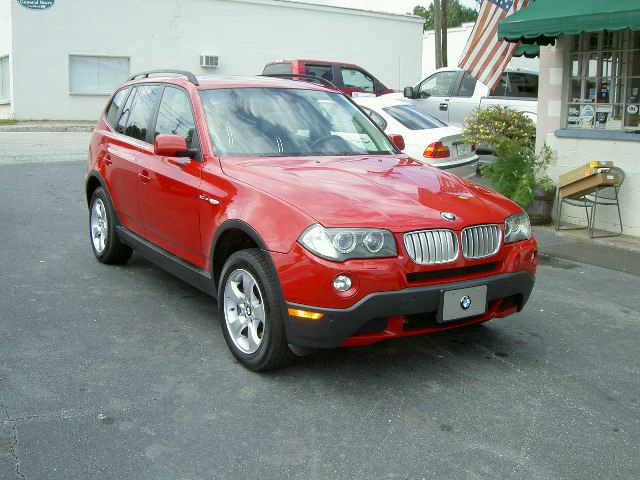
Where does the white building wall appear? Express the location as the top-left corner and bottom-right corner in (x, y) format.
(422, 22), (539, 78)
(537, 39), (640, 237)
(9, 0), (423, 120)
(0, 0), (12, 119)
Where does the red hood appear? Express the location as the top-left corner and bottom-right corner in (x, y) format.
(220, 154), (520, 232)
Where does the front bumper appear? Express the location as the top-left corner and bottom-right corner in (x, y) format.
(285, 270), (534, 348)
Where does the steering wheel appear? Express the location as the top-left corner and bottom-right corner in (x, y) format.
(310, 134), (358, 152)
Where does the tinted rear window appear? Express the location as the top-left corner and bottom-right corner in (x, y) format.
(263, 63), (293, 75)
(491, 72), (538, 98)
(383, 104), (446, 130)
(304, 64), (333, 83)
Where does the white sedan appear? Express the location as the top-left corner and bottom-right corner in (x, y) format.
(354, 96), (479, 178)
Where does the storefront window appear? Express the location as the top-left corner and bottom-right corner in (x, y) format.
(567, 30), (640, 133)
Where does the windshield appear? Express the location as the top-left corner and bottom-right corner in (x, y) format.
(383, 104), (447, 130)
(200, 87), (396, 157)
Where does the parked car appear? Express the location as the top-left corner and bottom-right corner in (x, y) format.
(262, 59), (394, 97)
(85, 70), (538, 371)
(354, 96), (478, 179)
(393, 67), (538, 128)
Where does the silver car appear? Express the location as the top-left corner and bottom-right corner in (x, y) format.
(391, 67), (538, 128)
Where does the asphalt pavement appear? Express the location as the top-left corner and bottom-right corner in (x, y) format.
(0, 132), (639, 480)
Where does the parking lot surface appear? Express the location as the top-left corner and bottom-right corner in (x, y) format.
(0, 132), (639, 480)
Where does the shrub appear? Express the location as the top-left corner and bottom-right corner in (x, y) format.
(462, 105), (535, 148)
(480, 141), (553, 206)
(462, 106), (553, 206)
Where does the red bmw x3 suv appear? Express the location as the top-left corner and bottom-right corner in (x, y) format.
(85, 70), (537, 371)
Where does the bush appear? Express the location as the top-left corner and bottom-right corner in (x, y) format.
(461, 105), (535, 148)
(480, 141), (553, 206)
(462, 106), (553, 206)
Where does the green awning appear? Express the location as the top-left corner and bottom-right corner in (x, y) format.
(498, 0), (640, 45)
(514, 43), (539, 58)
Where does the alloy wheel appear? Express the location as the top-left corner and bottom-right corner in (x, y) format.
(223, 268), (266, 354)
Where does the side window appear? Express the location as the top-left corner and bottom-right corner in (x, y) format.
(262, 63), (292, 75)
(340, 68), (374, 92)
(490, 73), (509, 97)
(455, 73), (477, 97)
(154, 87), (196, 149)
(418, 71), (458, 98)
(116, 86), (137, 134)
(505, 72), (538, 98)
(122, 84), (161, 142)
(361, 106), (387, 130)
(105, 88), (129, 128)
(304, 64), (333, 83)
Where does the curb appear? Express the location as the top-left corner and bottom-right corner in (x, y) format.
(0, 125), (95, 132)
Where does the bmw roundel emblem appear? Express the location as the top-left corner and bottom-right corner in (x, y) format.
(441, 212), (456, 221)
(460, 296), (471, 310)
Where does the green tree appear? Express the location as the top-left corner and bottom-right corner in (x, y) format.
(412, 0), (479, 31)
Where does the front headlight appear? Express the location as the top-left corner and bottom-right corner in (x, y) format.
(299, 224), (397, 262)
(504, 212), (531, 244)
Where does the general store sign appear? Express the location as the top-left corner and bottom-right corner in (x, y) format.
(17, 0), (54, 10)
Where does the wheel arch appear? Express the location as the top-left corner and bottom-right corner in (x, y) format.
(210, 219), (278, 292)
(85, 170), (108, 206)
(85, 170), (122, 227)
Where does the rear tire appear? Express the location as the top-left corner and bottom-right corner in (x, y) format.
(89, 187), (133, 265)
(218, 248), (295, 371)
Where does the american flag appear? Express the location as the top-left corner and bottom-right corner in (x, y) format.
(458, 0), (528, 90)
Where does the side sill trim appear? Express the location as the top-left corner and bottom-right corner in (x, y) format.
(116, 226), (216, 298)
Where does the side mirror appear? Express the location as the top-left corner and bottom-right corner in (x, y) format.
(403, 86), (415, 99)
(374, 81), (385, 94)
(388, 134), (405, 151)
(154, 134), (195, 158)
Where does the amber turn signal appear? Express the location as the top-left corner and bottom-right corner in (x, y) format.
(287, 308), (324, 320)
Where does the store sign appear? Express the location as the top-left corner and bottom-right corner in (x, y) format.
(17, 0), (54, 10)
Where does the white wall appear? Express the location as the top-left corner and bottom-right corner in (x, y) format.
(0, 0), (12, 119)
(537, 39), (640, 237)
(421, 22), (539, 79)
(9, 0), (423, 120)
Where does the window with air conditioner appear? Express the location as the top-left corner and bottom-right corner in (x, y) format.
(0, 56), (9, 103)
(69, 55), (129, 95)
(200, 55), (220, 68)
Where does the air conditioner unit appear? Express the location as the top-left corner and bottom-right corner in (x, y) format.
(200, 55), (220, 68)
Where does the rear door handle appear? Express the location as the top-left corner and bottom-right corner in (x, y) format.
(439, 103), (449, 111)
(139, 170), (151, 183)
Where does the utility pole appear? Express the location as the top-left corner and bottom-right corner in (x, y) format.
(434, 0), (442, 69)
(441, 0), (448, 67)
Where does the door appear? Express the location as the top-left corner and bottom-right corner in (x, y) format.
(337, 66), (376, 98)
(110, 84), (162, 236)
(409, 70), (459, 123)
(448, 72), (480, 127)
(138, 86), (204, 267)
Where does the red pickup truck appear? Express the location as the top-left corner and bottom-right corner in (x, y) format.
(263, 59), (395, 97)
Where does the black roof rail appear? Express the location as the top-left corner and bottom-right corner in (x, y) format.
(260, 73), (337, 90)
(129, 70), (199, 86)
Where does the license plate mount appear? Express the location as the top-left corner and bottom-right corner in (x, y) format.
(439, 285), (488, 323)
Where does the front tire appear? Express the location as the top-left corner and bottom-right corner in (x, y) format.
(218, 249), (295, 371)
(89, 187), (133, 265)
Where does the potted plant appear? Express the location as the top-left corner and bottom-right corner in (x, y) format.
(462, 106), (556, 225)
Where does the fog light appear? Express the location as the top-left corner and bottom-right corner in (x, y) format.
(333, 275), (352, 292)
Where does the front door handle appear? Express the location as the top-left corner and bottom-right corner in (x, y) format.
(167, 157), (191, 166)
(139, 170), (151, 183)
(439, 103), (449, 111)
